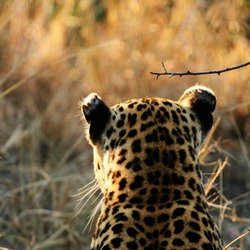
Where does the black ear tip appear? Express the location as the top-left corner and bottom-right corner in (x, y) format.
(81, 93), (111, 143)
(82, 93), (101, 111)
(81, 93), (102, 123)
(179, 85), (216, 136)
(193, 88), (216, 113)
(179, 86), (216, 112)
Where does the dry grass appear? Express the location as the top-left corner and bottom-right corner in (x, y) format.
(0, 0), (250, 249)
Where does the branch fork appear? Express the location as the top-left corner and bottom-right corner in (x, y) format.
(150, 61), (250, 79)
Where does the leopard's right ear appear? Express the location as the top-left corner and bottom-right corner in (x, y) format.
(81, 93), (111, 143)
(178, 86), (216, 138)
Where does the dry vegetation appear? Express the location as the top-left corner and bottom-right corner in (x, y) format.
(0, 0), (250, 249)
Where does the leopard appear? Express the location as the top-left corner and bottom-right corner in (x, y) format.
(81, 85), (223, 250)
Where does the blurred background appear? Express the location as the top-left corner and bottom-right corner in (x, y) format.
(0, 0), (249, 249)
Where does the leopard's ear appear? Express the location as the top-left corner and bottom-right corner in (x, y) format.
(81, 93), (111, 143)
(178, 86), (216, 136)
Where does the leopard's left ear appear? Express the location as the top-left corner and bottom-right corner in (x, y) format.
(178, 86), (216, 136)
(81, 93), (111, 143)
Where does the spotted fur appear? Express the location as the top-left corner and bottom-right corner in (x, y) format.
(81, 86), (223, 250)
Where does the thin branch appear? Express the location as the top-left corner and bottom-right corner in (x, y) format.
(223, 227), (250, 250)
(150, 61), (250, 79)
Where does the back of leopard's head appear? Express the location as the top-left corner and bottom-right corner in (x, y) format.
(82, 86), (216, 195)
(81, 85), (222, 250)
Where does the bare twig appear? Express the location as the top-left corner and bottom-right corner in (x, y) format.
(223, 227), (250, 250)
(205, 159), (228, 196)
(150, 61), (250, 79)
